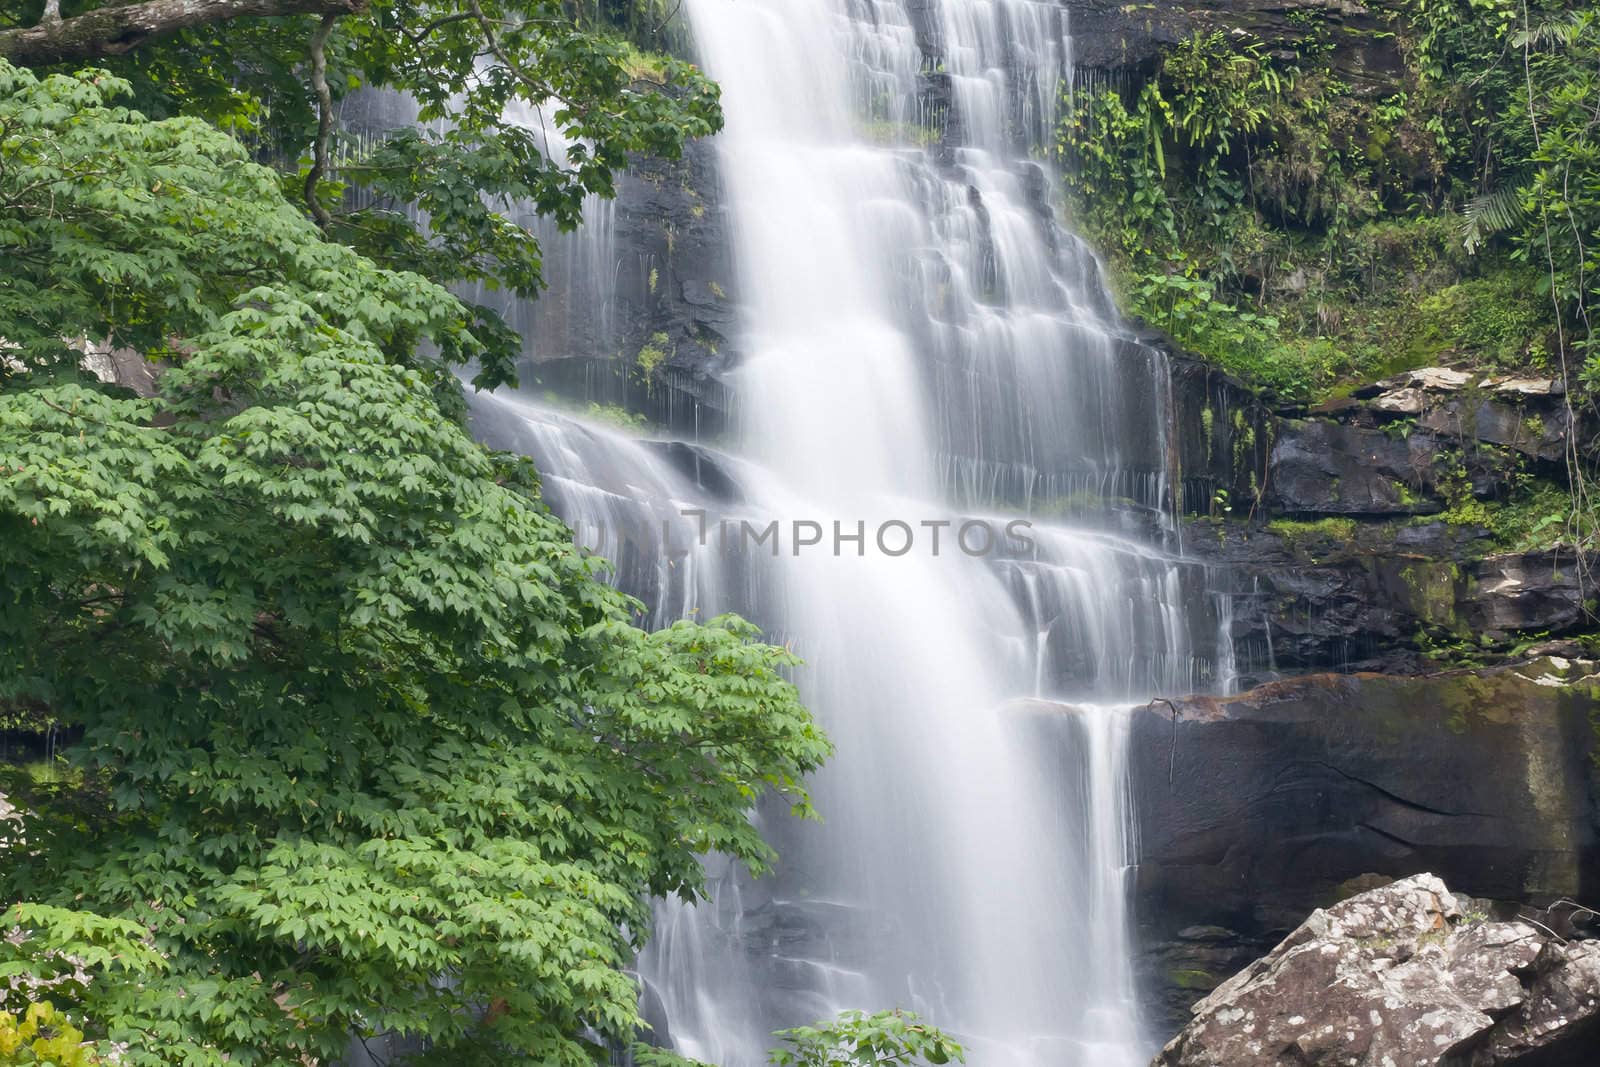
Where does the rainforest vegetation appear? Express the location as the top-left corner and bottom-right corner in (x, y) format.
(1056, 0), (1597, 408)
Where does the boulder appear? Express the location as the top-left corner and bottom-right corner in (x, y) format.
(1371, 386), (1426, 415)
(81, 340), (158, 397)
(1152, 874), (1600, 1067)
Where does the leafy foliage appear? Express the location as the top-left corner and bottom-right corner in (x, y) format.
(0, 61), (828, 1065)
(0, 1001), (103, 1066)
(1054, 12), (1582, 402)
(6, 0), (721, 391)
(1405, 0), (1597, 354)
(767, 1011), (964, 1067)
(1057, 31), (1333, 395)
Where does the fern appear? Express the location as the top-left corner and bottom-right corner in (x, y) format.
(1512, 10), (1588, 51)
(1462, 181), (1528, 254)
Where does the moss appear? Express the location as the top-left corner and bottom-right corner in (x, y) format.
(584, 403), (651, 431)
(1169, 968), (1217, 990)
(1268, 516), (1357, 542)
(709, 281), (727, 299)
(1397, 268), (1552, 370)
(635, 331), (671, 378)
(534, 394), (656, 433)
(1426, 476), (1571, 550)
(618, 43), (672, 84)
(1589, 703), (1600, 768)
(858, 118), (938, 147)
(1399, 561), (1461, 628)
(1232, 422), (1256, 482)
(1267, 516), (1359, 563)
(1033, 490), (1142, 516)
(1328, 873), (1395, 904)
(1437, 672), (1520, 731)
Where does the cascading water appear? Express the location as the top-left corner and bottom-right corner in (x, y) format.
(464, 1), (1234, 1062)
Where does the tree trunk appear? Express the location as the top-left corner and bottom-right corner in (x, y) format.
(0, 0), (368, 67)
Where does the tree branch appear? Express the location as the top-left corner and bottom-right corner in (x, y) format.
(0, 0), (368, 67)
(304, 13), (337, 229)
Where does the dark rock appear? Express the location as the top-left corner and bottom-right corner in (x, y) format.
(1142, 340), (1275, 519)
(1131, 666), (1600, 1040)
(1455, 940), (1600, 1065)
(1182, 511), (1595, 678)
(1269, 418), (1442, 515)
(1418, 393), (1573, 465)
(1153, 873), (1600, 1067)
(1064, 0), (1405, 94)
(517, 132), (741, 439)
(1171, 361), (1586, 526)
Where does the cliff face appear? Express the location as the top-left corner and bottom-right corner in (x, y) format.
(1178, 368), (1595, 680)
(518, 133), (742, 438)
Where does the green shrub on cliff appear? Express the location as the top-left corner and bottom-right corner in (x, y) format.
(1056, 3), (1593, 403)
(1401, 272), (1552, 369)
(0, 61), (828, 1065)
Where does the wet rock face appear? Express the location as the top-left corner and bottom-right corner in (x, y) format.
(1128, 663), (1600, 1038)
(1270, 417), (1446, 516)
(519, 132), (741, 438)
(1268, 368), (1577, 518)
(1182, 520), (1592, 679)
(1152, 874), (1600, 1067)
(1361, 369), (1574, 465)
(1158, 363), (1597, 678)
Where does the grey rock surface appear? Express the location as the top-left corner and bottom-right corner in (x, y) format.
(1153, 874), (1600, 1066)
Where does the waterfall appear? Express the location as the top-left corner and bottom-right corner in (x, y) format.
(630, 1), (1211, 1062)
(464, 1), (1232, 1062)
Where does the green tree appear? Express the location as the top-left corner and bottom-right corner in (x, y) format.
(0, 0), (721, 390)
(0, 60), (828, 1065)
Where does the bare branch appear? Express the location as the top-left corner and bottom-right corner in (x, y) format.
(0, 0), (368, 67)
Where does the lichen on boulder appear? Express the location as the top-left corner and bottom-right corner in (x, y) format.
(1152, 873), (1600, 1066)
